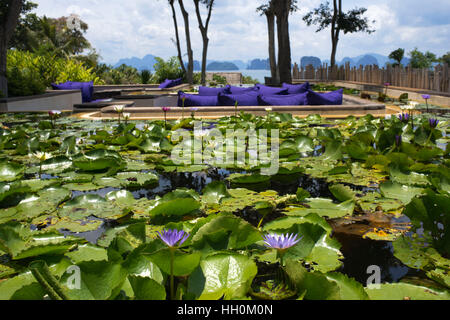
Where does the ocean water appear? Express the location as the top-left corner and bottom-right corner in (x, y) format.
(208, 69), (271, 83)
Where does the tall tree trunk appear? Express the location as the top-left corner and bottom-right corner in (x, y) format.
(194, 0), (214, 86)
(0, 0), (23, 98)
(330, 0), (341, 68)
(169, 0), (186, 75)
(178, 0), (194, 84)
(0, 35), (7, 99)
(273, 0), (292, 84)
(266, 11), (278, 83)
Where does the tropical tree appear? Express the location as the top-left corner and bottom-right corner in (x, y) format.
(178, 0), (194, 84)
(388, 48), (405, 68)
(303, 0), (375, 68)
(10, 14), (91, 58)
(409, 48), (437, 69)
(257, 2), (278, 83)
(257, 0), (298, 85)
(0, 0), (24, 98)
(193, 0), (215, 86)
(167, 0), (186, 75)
(440, 52), (450, 66)
(272, 0), (297, 84)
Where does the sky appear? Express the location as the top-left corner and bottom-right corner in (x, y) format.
(33, 0), (450, 65)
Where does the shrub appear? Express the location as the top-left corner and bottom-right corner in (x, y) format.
(153, 56), (185, 84)
(209, 74), (228, 87)
(399, 93), (409, 102)
(242, 75), (259, 85)
(193, 73), (202, 85)
(360, 92), (371, 100)
(140, 70), (152, 84)
(377, 92), (387, 102)
(6, 50), (102, 97)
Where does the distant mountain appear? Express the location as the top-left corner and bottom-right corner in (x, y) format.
(207, 61), (239, 71)
(184, 61), (201, 71)
(301, 56), (322, 68)
(114, 54), (158, 71)
(247, 58), (270, 70)
(230, 60), (247, 70)
(336, 53), (411, 67)
(356, 55), (378, 67)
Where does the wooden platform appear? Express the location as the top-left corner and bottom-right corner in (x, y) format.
(76, 95), (386, 120)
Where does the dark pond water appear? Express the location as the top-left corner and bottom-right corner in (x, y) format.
(49, 169), (424, 286)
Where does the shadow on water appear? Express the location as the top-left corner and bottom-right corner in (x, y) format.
(332, 232), (422, 285)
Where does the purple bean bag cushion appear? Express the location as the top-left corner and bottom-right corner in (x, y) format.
(51, 81), (94, 103)
(228, 86), (257, 94)
(256, 84), (289, 95)
(306, 89), (344, 105)
(282, 82), (310, 94)
(159, 78), (183, 89)
(257, 93), (308, 106)
(178, 92), (218, 107)
(218, 92), (259, 106)
(199, 85), (231, 96)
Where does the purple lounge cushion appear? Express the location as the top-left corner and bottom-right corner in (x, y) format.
(282, 82), (310, 94)
(228, 86), (257, 94)
(256, 84), (289, 95)
(257, 93), (308, 106)
(178, 92), (218, 107)
(306, 89), (343, 105)
(218, 92), (259, 106)
(51, 81), (93, 103)
(159, 78), (183, 89)
(199, 85), (231, 96)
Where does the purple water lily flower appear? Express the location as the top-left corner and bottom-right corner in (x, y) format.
(263, 233), (301, 250)
(398, 113), (409, 123)
(158, 229), (190, 248)
(422, 94), (431, 113)
(429, 118), (439, 128)
(395, 135), (402, 147)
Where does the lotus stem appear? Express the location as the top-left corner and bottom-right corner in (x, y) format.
(29, 260), (70, 300)
(169, 247), (175, 300)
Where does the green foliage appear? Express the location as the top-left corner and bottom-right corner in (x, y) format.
(140, 69), (152, 84)
(242, 75), (259, 85)
(98, 64), (141, 85)
(388, 48), (405, 67)
(399, 93), (409, 102)
(0, 111), (448, 300)
(209, 74), (227, 87)
(303, 2), (374, 34)
(9, 10), (91, 58)
(440, 52), (450, 66)
(153, 56), (185, 84)
(6, 50), (102, 97)
(409, 48), (438, 69)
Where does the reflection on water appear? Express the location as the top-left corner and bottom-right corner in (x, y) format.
(333, 233), (421, 284)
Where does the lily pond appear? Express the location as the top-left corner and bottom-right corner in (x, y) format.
(0, 111), (449, 300)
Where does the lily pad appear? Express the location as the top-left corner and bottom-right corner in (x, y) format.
(188, 252), (258, 300)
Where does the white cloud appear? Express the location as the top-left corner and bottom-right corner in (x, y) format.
(32, 0), (450, 65)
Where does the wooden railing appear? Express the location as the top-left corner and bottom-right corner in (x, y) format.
(292, 62), (450, 93)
